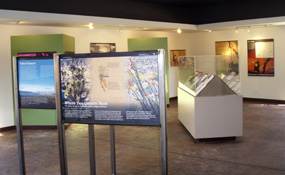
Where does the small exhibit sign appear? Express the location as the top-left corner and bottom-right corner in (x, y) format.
(17, 53), (56, 109)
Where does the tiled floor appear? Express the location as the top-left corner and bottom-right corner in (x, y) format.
(0, 99), (284, 175)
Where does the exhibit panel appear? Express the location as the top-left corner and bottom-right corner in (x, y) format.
(128, 37), (170, 105)
(57, 50), (164, 126)
(17, 55), (55, 109)
(54, 50), (168, 174)
(178, 55), (243, 139)
(11, 34), (75, 126)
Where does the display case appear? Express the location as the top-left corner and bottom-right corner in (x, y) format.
(178, 55), (240, 96)
(178, 55), (243, 139)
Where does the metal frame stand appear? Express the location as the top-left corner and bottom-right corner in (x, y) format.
(54, 50), (168, 175)
(13, 56), (26, 175)
(89, 124), (96, 175)
(158, 49), (168, 175)
(110, 125), (116, 175)
(54, 56), (68, 175)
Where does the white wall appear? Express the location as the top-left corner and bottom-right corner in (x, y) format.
(0, 25), (15, 128)
(188, 26), (285, 100)
(0, 24), (190, 128)
(2, 24), (283, 128)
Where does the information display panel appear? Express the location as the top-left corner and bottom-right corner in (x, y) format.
(58, 51), (162, 126)
(17, 56), (55, 109)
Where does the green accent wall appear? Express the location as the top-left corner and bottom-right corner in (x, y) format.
(11, 34), (75, 126)
(128, 37), (170, 104)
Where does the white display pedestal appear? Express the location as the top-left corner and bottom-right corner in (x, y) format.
(178, 87), (243, 139)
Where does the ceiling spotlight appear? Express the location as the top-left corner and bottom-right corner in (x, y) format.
(177, 28), (182, 33)
(247, 27), (250, 32)
(208, 30), (212, 32)
(89, 23), (94, 29)
(119, 27), (123, 34)
(13, 21), (21, 24)
(235, 27), (239, 33)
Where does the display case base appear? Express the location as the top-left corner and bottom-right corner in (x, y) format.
(178, 87), (243, 139)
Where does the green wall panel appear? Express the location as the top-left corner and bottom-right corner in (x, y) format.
(21, 109), (56, 125)
(63, 34), (75, 53)
(11, 34), (75, 126)
(128, 37), (170, 104)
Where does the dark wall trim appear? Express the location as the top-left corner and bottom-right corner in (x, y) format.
(243, 97), (285, 104)
(0, 124), (71, 131)
(0, 126), (16, 132)
(22, 124), (71, 130)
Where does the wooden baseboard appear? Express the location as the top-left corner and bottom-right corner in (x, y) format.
(0, 126), (16, 132)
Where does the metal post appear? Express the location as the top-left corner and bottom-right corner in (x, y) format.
(110, 125), (116, 175)
(88, 124), (96, 175)
(158, 50), (168, 175)
(54, 54), (68, 175)
(13, 56), (26, 175)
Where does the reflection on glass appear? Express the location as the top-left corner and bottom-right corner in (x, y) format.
(178, 55), (240, 96)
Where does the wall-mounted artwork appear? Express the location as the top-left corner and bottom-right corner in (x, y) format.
(215, 41), (239, 75)
(90, 43), (116, 53)
(248, 39), (274, 76)
(170, 50), (186, 67)
(215, 41), (238, 55)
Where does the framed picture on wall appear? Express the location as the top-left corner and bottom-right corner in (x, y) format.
(215, 40), (238, 55)
(170, 50), (186, 67)
(90, 43), (116, 53)
(247, 39), (274, 76)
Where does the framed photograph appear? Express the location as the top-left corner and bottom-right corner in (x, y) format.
(170, 50), (186, 67)
(215, 41), (238, 55)
(90, 43), (116, 53)
(248, 39), (274, 76)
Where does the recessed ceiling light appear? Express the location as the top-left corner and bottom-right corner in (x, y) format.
(89, 23), (94, 29)
(12, 21), (21, 24)
(247, 27), (250, 32)
(177, 28), (182, 33)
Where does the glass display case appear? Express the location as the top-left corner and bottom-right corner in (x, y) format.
(177, 55), (243, 139)
(178, 55), (240, 96)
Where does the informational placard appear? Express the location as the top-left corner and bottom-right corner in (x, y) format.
(17, 57), (55, 109)
(248, 39), (274, 76)
(59, 51), (161, 126)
